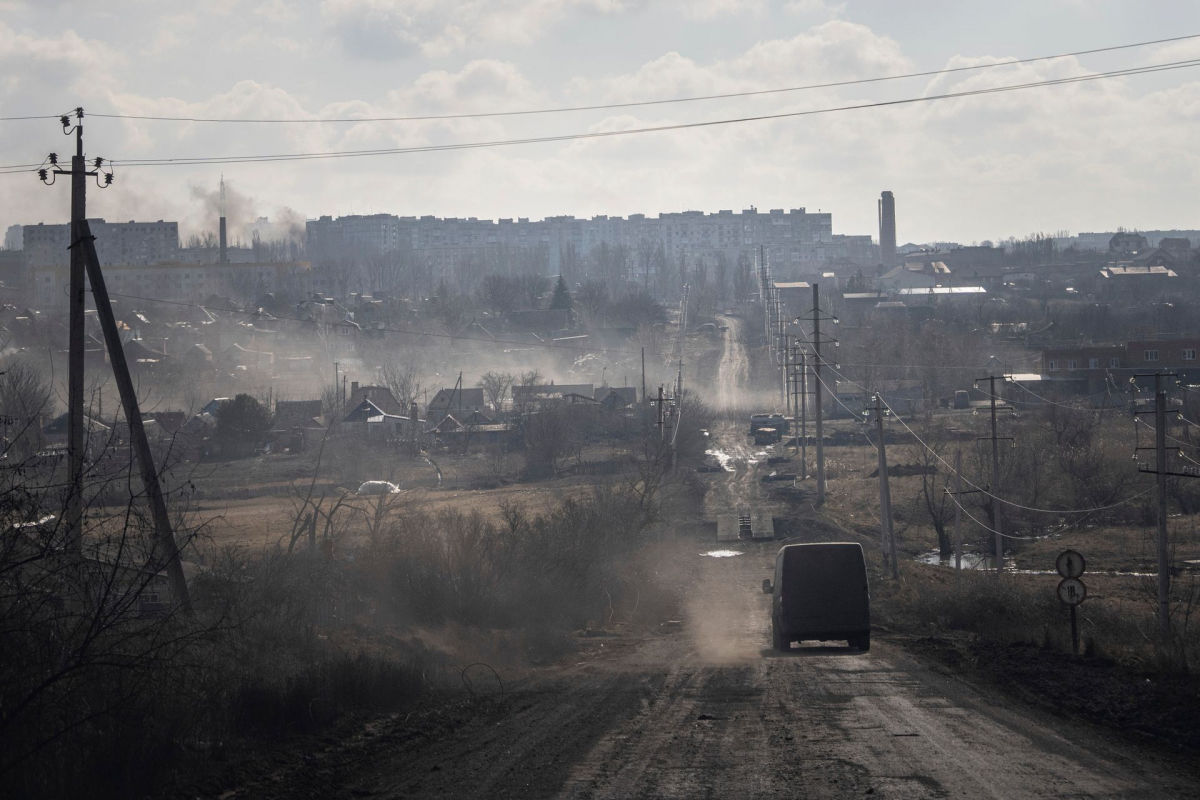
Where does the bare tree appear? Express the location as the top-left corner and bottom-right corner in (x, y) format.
(478, 371), (514, 413)
(379, 357), (424, 410)
(0, 357), (53, 460)
(513, 369), (542, 416)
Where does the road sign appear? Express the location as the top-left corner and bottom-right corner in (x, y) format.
(1056, 549), (1086, 578)
(1057, 577), (1086, 606)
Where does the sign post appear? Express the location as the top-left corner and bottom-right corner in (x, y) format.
(1056, 550), (1086, 655)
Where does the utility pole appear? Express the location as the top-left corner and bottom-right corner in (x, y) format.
(80, 223), (191, 612)
(812, 283), (826, 504)
(799, 350), (808, 479)
(953, 449), (964, 578)
(976, 374), (1012, 573)
(640, 347), (646, 409)
(870, 393), (898, 578)
(41, 108), (92, 554)
(1155, 374), (1169, 636)
(38, 117), (191, 611)
(1134, 372), (1194, 638)
(654, 385), (666, 439)
(782, 334), (791, 416)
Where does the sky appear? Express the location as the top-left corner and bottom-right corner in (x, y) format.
(2, 0), (1200, 245)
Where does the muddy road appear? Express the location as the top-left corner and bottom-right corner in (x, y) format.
(243, 529), (1198, 799)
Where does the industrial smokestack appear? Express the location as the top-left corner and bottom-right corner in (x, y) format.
(878, 190), (896, 268)
(218, 175), (229, 264)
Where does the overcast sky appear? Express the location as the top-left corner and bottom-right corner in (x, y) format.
(2, 0), (1199, 245)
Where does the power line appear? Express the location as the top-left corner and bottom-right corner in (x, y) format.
(4, 56), (1197, 174)
(875, 391), (1151, 514)
(73, 32), (1200, 125)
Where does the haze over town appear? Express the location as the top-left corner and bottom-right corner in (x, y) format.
(4, 2), (1200, 799)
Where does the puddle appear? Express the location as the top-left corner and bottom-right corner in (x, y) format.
(701, 550), (744, 558)
(916, 550), (1179, 577)
(916, 550), (1011, 571)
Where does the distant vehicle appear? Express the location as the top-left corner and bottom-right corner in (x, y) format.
(762, 542), (870, 652)
(356, 480), (400, 496)
(749, 413), (789, 436)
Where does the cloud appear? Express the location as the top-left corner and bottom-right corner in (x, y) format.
(680, 0), (766, 21)
(783, 0), (845, 16)
(319, 0), (638, 59)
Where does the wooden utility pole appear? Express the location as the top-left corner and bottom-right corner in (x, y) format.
(640, 347), (646, 410)
(812, 283), (826, 504)
(1155, 373), (1169, 636)
(782, 334), (791, 417)
(953, 449), (964, 577)
(975, 374), (1012, 574)
(80, 223), (191, 612)
(871, 393), (898, 578)
(799, 350), (808, 479)
(989, 376), (1003, 573)
(1133, 371), (1196, 638)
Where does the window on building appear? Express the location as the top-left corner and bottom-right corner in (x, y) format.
(1047, 359), (1058, 370)
(1067, 359), (1078, 369)
(1109, 357), (1120, 368)
(1088, 358), (1100, 369)
(1185, 349), (1196, 361)
(1145, 350), (1159, 362)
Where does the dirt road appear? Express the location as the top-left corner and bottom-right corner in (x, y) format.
(715, 314), (749, 413)
(245, 532), (1198, 799)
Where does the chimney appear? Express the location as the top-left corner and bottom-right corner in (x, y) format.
(878, 190), (897, 268)
(218, 175), (229, 264)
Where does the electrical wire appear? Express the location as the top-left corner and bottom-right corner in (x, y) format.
(945, 490), (1044, 540)
(873, 389), (1153, 514)
(78, 32), (1200, 125)
(2, 56), (1194, 173)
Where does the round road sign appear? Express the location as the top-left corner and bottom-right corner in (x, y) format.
(1057, 577), (1087, 606)
(1056, 549), (1086, 579)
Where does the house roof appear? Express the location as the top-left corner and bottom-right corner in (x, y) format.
(343, 398), (384, 423)
(428, 387), (484, 410)
(347, 385), (406, 416)
(512, 383), (595, 401)
(1100, 264), (1177, 278)
(274, 399), (323, 428)
(896, 286), (986, 296)
(44, 412), (109, 435)
(143, 410), (186, 434)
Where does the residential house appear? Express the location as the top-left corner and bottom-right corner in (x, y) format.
(1097, 264), (1178, 300)
(511, 383), (595, 410)
(427, 386), (486, 418)
(346, 383), (406, 416)
(878, 259), (952, 292)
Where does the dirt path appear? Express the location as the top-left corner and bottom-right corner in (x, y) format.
(230, 536), (1199, 799)
(715, 314), (749, 413)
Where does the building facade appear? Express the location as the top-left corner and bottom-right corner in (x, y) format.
(305, 206), (856, 282)
(23, 219), (180, 267)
